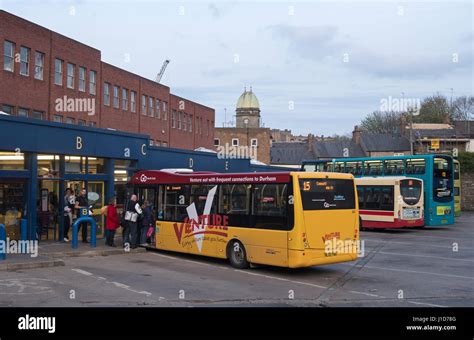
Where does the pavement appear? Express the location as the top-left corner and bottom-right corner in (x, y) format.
(0, 236), (145, 271)
(0, 212), (472, 307)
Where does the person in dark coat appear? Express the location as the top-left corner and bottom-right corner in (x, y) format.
(140, 201), (153, 245)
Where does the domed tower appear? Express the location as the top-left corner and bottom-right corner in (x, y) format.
(236, 87), (261, 128)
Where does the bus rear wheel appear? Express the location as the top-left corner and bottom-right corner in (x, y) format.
(228, 240), (249, 269)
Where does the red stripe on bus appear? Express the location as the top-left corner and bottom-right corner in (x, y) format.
(359, 210), (394, 216)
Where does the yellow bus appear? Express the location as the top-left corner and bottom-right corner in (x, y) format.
(454, 159), (461, 217)
(355, 177), (424, 229)
(130, 170), (360, 268)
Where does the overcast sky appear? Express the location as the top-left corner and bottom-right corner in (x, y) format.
(1, 0), (472, 136)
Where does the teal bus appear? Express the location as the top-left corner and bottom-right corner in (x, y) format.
(301, 154), (454, 227)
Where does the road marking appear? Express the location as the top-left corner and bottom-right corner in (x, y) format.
(349, 290), (382, 298)
(109, 281), (152, 296)
(234, 269), (328, 289)
(150, 252), (229, 269)
(340, 263), (474, 280)
(361, 238), (474, 251)
(71, 268), (93, 276)
(377, 251), (474, 263)
(406, 300), (446, 307)
(71, 269), (153, 296)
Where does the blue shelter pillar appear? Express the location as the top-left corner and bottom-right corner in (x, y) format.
(25, 152), (38, 241)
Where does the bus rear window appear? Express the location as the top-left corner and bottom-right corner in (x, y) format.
(400, 179), (422, 205)
(299, 179), (355, 210)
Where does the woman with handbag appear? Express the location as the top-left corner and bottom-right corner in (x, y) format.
(101, 197), (119, 247)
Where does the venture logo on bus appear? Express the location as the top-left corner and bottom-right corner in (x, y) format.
(173, 185), (228, 252)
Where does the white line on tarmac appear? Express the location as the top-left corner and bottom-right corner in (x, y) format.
(71, 268), (93, 276)
(71, 268), (153, 296)
(361, 238), (474, 250)
(150, 252), (229, 269)
(148, 250), (454, 304)
(340, 263), (474, 280)
(349, 290), (383, 298)
(406, 300), (446, 307)
(234, 269), (328, 289)
(361, 232), (469, 241)
(377, 251), (474, 263)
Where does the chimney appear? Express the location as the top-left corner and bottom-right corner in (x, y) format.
(307, 133), (314, 151)
(352, 125), (361, 145)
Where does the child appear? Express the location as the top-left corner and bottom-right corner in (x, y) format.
(101, 197), (119, 247)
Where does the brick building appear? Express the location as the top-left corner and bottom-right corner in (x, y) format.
(214, 88), (271, 164)
(0, 10), (214, 150)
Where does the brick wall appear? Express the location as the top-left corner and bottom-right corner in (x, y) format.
(0, 10), (214, 150)
(461, 173), (474, 211)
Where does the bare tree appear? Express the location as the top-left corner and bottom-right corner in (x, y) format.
(451, 96), (474, 121)
(360, 111), (402, 134)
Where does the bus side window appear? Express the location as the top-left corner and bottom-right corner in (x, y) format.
(218, 184), (250, 227)
(357, 187), (365, 209)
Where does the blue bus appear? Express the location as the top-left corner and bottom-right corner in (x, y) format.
(301, 154), (454, 227)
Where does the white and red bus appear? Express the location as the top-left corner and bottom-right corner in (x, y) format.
(355, 177), (424, 229)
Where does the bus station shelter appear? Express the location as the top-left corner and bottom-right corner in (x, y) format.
(0, 115), (279, 242)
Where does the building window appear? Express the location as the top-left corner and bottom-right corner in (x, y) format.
(103, 83), (110, 106)
(171, 110), (176, 128)
(195, 116), (199, 134)
(88, 121), (96, 127)
(32, 110), (43, 120)
(183, 113), (187, 131)
(149, 97), (154, 117)
(34, 51), (44, 80)
(54, 59), (63, 85)
(163, 101), (168, 114)
(155, 99), (161, 119)
(113, 86), (119, 108)
(131, 91), (136, 112)
(67, 63), (75, 89)
(141, 95), (147, 115)
(1, 104), (14, 114)
(18, 108), (29, 117)
(163, 108), (167, 120)
(78, 67), (86, 92)
(66, 117), (75, 124)
(232, 138), (239, 146)
(78, 119), (86, 126)
(251, 138), (258, 147)
(122, 88), (128, 110)
(177, 111), (181, 129)
(214, 138), (220, 146)
(3, 41), (14, 72)
(89, 70), (96, 95)
(53, 115), (63, 123)
(20, 46), (29, 76)
(189, 114), (193, 133)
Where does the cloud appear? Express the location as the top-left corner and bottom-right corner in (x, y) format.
(268, 24), (472, 79)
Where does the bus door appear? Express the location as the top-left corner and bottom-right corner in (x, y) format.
(299, 178), (357, 257)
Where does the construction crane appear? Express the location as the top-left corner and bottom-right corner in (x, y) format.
(155, 59), (170, 83)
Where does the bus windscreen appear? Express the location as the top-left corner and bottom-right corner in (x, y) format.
(299, 179), (355, 210)
(400, 179), (422, 205)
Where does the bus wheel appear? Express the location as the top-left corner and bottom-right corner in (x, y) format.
(228, 240), (249, 269)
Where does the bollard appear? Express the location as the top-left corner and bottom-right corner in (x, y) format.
(71, 216), (97, 249)
(0, 224), (6, 260)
